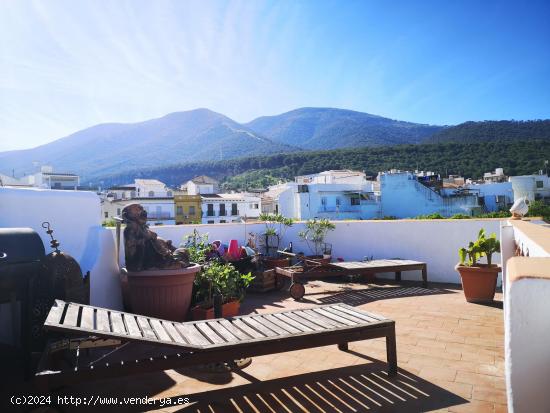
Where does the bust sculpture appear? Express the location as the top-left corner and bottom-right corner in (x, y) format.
(122, 203), (190, 271)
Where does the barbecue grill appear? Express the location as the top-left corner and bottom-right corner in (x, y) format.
(0, 227), (45, 376)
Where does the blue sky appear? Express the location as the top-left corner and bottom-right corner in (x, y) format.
(1, 0), (549, 151)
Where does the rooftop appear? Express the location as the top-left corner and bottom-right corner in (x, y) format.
(190, 175), (219, 185)
(15, 281), (505, 412)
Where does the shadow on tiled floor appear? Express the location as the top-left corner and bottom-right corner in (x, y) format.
(318, 284), (454, 306)
(155, 363), (468, 413)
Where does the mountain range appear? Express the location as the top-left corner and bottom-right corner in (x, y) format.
(1, 107), (549, 181)
(0, 108), (444, 179)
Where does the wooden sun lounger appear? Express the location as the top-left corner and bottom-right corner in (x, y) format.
(275, 258), (428, 299)
(35, 300), (397, 390)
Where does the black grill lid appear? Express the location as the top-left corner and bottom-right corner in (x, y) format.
(0, 228), (45, 265)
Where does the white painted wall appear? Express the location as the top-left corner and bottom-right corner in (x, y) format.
(505, 276), (550, 413)
(504, 224), (550, 413)
(114, 219), (504, 285)
(0, 187), (122, 309)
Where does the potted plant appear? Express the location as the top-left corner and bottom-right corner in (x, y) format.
(298, 218), (336, 264)
(258, 213), (293, 268)
(455, 229), (501, 303)
(191, 261), (254, 320)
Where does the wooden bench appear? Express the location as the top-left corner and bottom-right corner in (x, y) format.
(275, 259), (428, 299)
(35, 300), (397, 389)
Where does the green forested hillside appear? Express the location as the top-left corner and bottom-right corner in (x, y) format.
(426, 120), (550, 143)
(92, 139), (550, 190)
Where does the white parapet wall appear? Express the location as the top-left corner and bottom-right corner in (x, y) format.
(119, 218), (504, 285)
(504, 221), (550, 413)
(0, 187), (122, 309)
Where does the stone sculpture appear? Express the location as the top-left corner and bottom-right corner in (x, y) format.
(122, 203), (190, 271)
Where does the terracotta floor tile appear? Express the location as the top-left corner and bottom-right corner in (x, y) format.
(448, 399), (497, 412)
(418, 366), (458, 382)
(17, 282), (506, 413)
(472, 386), (507, 405)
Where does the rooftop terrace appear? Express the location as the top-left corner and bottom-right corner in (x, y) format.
(1, 187), (549, 412)
(4, 280), (505, 413)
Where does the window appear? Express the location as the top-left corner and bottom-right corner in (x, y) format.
(148, 191), (154, 197)
(104, 212), (108, 218)
(321, 197), (327, 206)
(116, 208), (121, 215)
(176, 206), (183, 215)
(189, 206), (195, 215)
(220, 220), (226, 223)
(231, 203), (238, 215)
(207, 220), (214, 224)
(254, 203), (259, 209)
(351, 196), (360, 206)
(536, 180), (544, 189)
(207, 204), (214, 216)
(298, 185), (309, 193)
(219, 204), (226, 216)
(336, 197), (341, 206)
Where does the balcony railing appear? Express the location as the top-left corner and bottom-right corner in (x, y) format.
(146, 212), (173, 220)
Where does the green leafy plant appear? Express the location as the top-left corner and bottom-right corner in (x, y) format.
(183, 229), (210, 264)
(527, 200), (550, 221)
(102, 218), (117, 227)
(458, 228), (501, 267)
(415, 213), (445, 219)
(298, 218), (336, 256)
(258, 213), (293, 256)
(193, 261), (254, 308)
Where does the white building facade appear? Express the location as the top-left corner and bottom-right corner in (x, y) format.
(102, 179), (175, 225)
(201, 193), (261, 224)
(510, 173), (550, 202)
(274, 170), (381, 220)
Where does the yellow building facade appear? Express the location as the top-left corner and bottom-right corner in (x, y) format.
(174, 194), (202, 224)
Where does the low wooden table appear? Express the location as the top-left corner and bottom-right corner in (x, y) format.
(275, 259), (428, 300)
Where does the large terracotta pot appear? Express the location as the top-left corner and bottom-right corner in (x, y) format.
(126, 264), (201, 321)
(455, 264), (501, 303)
(262, 257), (290, 269)
(191, 300), (240, 320)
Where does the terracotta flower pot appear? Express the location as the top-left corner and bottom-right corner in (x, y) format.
(191, 300), (241, 320)
(455, 264), (501, 303)
(126, 264), (201, 321)
(262, 257), (290, 269)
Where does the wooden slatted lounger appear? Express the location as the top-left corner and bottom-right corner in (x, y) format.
(35, 300), (397, 389)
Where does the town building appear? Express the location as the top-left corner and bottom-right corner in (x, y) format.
(483, 168), (508, 183)
(465, 181), (514, 212)
(179, 175), (261, 224)
(102, 179), (175, 225)
(183, 175), (219, 195)
(272, 170), (381, 220)
(510, 172), (550, 202)
(0, 165), (80, 190)
(174, 193), (202, 224)
(380, 170), (480, 218)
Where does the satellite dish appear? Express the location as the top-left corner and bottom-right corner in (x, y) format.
(510, 197), (529, 219)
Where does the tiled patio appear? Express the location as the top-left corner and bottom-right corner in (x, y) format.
(39, 279), (505, 413)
